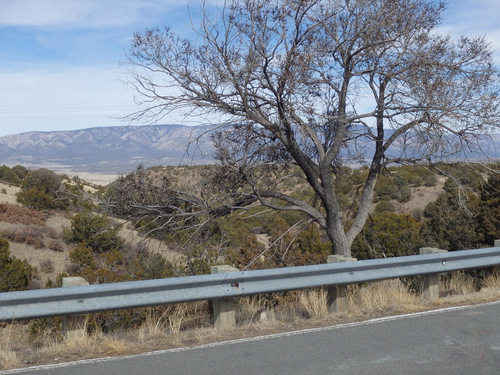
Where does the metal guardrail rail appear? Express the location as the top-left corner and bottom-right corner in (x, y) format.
(1, 246), (500, 321)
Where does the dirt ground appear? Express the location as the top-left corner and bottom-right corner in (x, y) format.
(393, 176), (446, 214)
(0, 183), (20, 205)
(63, 172), (117, 185)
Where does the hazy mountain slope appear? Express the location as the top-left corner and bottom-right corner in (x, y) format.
(0, 125), (215, 173)
(0, 124), (498, 175)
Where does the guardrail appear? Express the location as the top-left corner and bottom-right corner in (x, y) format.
(1, 246), (500, 326)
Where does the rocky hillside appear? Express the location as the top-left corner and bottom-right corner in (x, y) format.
(0, 125), (215, 174)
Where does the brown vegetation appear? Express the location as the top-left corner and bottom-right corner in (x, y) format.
(0, 203), (46, 226)
(1, 225), (62, 250)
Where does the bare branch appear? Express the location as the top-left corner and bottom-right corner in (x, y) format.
(123, 0), (499, 256)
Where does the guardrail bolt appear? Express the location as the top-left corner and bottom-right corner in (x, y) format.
(62, 277), (89, 337)
(211, 265), (239, 329)
(326, 255), (357, 313)
(419, 248), (448, 302)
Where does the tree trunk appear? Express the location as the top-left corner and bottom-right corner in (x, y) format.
(324, 208), (351, 257)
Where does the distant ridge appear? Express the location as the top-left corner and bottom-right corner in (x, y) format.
(0, 125), (498, 177)
(0, 125), (215, 174)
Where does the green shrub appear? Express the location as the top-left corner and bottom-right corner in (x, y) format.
(0, 238), (33, 292)
(69, 244), (95, 268)
(374, 176), (411, 203)
(410, 207), (424, 221)
(421, 190), (483, 251)
(422, 174), (437, 187)
(63, 213), (124, 253)
(352, 212), (424, 260)
(138, 253), (176, 280)
(17, 188), (54, 210)
(393, 178), (411, 203)
(0, 165), (28, 186)
(374, 200), (396, 214)
(374, 178), (397, 201)
(423, 200), (440, 218)
(479, 169), (500, 245)
(17, 168), (66, 210)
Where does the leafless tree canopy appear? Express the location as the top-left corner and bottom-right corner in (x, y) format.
(126, 0), (499, 256)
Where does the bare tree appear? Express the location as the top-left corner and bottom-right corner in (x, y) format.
(125, 0), (499, 257)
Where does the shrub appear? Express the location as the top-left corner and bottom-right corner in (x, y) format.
(352, 212), (424, 259)
(1, 225), (47, 248)
(63, 213), (124, 253)
(0, 165), (28, 185)
(17, 168), (66, 210)
(479, 169), (500, 245)
(0, 203), (46, 225)
(393, 178), (411, 203)
(69, 244), (95, 268)
(374, 176), (411, 203)
(374, 178), (397, 201)
(421, 190), (483, 251)
(422, 174), (437, 187)
(374, 200), (396, 214)
(46, 239), (64, 252)
(410, 207), (424, 221)
(39, 259), (54, 274)
(138, 253), (176, 280)
(423, 200), (439, 218)
(0, 238), (33, 292)
(442, 167), (484, 193)
(17, 188), (53, 210)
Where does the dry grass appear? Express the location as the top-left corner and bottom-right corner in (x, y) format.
(237, 296), (275, 325)
(348, 279), (419, 315)
(298, 289), (330, 319)
(482, 269), (500, 290)
(0, 183), (21, 206)
(0, 324), (24, 370)
(1, 273), (499, 371)
(39, 329), (95, 359)
(440, 271), (476, 296)
(101, 336), (132, 356)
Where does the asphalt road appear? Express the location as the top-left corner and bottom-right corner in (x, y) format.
(4, 301), (500, 375)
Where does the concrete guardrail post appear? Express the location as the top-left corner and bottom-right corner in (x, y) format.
(419, 247), (448, 301)
(62, 277), (89, 337)
(326, 255), (357, 313)
(211, 265), (239, 329)
(495, 240), (500, 247)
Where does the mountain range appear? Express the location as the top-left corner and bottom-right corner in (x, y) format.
(0, 124), (499, 177)
(0, 125), (215, 175)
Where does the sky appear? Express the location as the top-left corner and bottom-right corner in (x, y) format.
(0, 0), (499, 138)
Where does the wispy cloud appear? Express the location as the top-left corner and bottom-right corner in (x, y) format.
(0, 0), (181, 29)
(440, 0), (500, 56)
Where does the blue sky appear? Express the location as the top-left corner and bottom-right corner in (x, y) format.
(0, 0), (499, 137)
